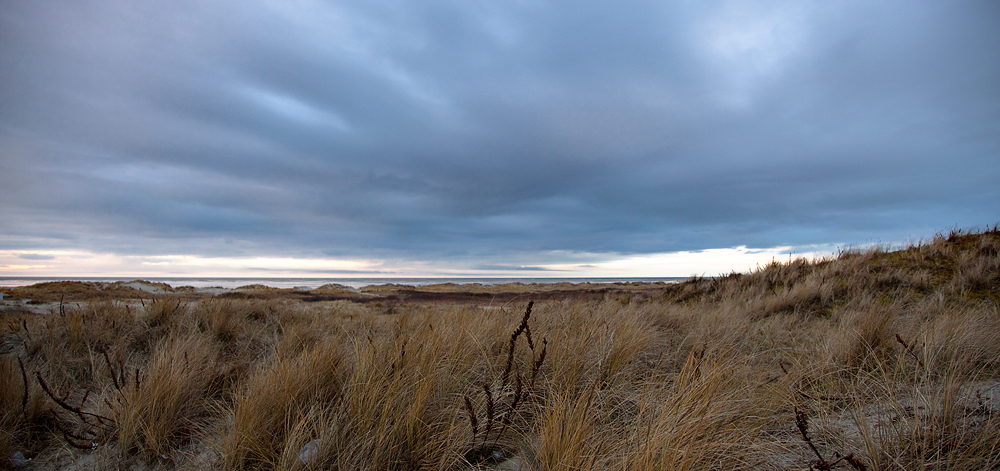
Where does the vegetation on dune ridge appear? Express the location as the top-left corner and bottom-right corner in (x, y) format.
(1, 226), (999, 470)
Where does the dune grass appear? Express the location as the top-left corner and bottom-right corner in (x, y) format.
(1, 227), (998, 469)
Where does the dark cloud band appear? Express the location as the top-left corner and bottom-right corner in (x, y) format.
(1, 0), (997, 271)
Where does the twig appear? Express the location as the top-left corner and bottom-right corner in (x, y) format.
(101, 348), (122, 392)
(794, 407), (868, 470)
(52, 416), (97, 450)
(466, 300), (545, 464)
(18, 357), (29, 417)
(481, 383), (495, 448)
(502, 302), (534, 387)
(842, 453), (868, 470)
(894, 334), (925, 368)
(76, 390), (91, 423)
(464, 395), (479, 436)
(390, 338), (408, 373)
(529, 338), (547, 393)
(521, 302), (534, 350)
(795, 407), (827, 466)
(8, 322), (26, 345)
(491, 371), (522, 454)
(35, 372), (115, 425)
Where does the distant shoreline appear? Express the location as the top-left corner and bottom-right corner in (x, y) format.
(0, 276), (685, 290)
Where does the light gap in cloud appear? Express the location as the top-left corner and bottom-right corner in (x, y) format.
(0, 244), (839, 278)
(240, 85), (352, 132)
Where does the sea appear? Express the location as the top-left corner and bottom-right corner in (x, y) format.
(0, 277), (686, 290)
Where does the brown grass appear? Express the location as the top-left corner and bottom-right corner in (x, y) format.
(112, 332), (223, 459)
(1, 226), (998, 470)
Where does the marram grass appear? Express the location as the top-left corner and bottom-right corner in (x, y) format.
(1, 227), (999, 470)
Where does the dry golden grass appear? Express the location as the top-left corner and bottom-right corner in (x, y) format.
(112, 333), (223, 459)
(1, 226), (998, 470)
(0, 355), (27, 462)
(222, 340), (345, 468)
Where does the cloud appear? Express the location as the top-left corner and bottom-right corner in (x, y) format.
(475, 265), (558, 272)
(18, 254), (55, 261)
(1, 0), (998, 276)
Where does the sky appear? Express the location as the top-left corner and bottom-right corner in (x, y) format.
(1, 0), (998, 278)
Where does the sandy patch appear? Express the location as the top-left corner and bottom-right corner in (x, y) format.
(119, 281), (170, 294)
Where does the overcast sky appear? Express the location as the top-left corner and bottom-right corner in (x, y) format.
(1, 0), (998, 277)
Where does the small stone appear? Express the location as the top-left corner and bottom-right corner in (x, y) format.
(298, 440), (320, 465)
(496, 457), (524, 470)
(10, 452), (29, 467)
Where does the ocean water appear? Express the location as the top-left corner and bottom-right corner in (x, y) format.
(0, 276), (685, 290)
